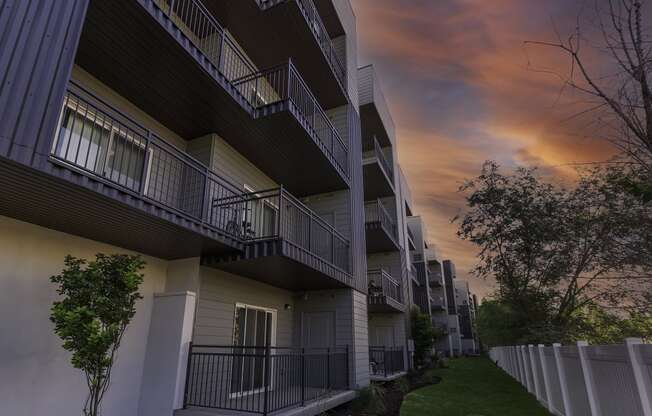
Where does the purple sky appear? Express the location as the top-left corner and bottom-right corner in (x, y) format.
(352, 0), (618, 299)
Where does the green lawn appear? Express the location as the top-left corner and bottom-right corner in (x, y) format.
(400, 357), (550, 416)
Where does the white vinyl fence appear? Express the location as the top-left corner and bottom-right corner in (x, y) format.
(489, 339), (652, 416)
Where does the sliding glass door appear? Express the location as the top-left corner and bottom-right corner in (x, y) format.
(231, 304), (276, 396)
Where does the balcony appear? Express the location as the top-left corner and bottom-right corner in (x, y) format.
(233, 61), (350, 195)
(428, 270), (444, 288)
(367, 269), (405, 313)
(369, 347), (406, 380)
(183, 345), (351, 414)
(74, 0), (346, 197)
(204, 0), (348, 108)
(202, 188), (352, 290)
(364, 200), (400, 253)
(412, 283), (430, 315)
(431, 297), (447, 313)
(362, 137), (394, 199)
(0, 82), (250, 259)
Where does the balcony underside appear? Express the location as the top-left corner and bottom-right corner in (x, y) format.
(0, 158), (241, 259)
(255, 103), (349, 196)
(363, 160), (394, 199)
(313, 0), (345, 37)
(368, 296), (406, 313)
(365, 223), (400, 253)
(205, 0), (348, 108)
(76, 0), (342, 197)
(202, 239), (353, 290)
(360, 103), (391, 150)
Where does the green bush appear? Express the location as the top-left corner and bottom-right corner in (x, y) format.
(352, 383), (386, 415)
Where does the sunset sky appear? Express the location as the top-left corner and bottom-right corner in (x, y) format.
(351, 0), (618, 299)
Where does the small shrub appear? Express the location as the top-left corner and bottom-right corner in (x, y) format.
(393, 377), (410, 395)
(352, 383), (386, 415)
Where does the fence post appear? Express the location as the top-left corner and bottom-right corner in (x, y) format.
(523, 345), (534, 393)
(529, 344), (542, 401)
(518, 345), (526, 386)
(301, 347), (306, 406)
(553, 343), (573, 416)
(327, 347), (331, 390)
(577, 341), (601, 416)
(539, 344), (555, 414)
(625, 338), (652, 416)
(263, 345), (271, 416)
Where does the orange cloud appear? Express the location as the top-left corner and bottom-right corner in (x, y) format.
(352, 0), (620, 299)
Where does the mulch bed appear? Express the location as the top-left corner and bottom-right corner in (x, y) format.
(328, 369), (442, 416)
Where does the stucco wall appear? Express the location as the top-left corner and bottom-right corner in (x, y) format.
(0, 215), (168, 416)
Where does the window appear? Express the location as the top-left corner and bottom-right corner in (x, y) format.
(231, 304), (277, 396)
(53, 97), (149, 193)
(243, 185), (278, 240)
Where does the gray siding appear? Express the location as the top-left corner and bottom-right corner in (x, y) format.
(352, 290), (370, 387)
(0, 0), (89, 166)
(194, 267), (294, 346)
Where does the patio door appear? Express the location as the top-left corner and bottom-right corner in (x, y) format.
(231, 304), (277, 396)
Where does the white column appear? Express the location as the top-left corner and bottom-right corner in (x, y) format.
(553, 343), (572, 416)
(529, 344), (542, 401)
(138, 291), (197, 416)
(577, 341), (601, 416)
(539, 344), (555, 413)
(625, 338), (652, 416)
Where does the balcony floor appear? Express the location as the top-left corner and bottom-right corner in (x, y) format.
(176, 389), (356, 416)
(368, 296), (406, 313)
(202, 239), (353, 291)
(0, 158), (240, 259)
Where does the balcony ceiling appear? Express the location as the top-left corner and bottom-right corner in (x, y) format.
(204, 0), (348, 109)
(363, 160), (394, 199)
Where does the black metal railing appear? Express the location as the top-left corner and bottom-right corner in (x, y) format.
(184, 345), (349, 415)
(232, 62), (348, 177)
(212, 187), (350, 273)
(257, 0), (347, 93)
(412, 284), (430, 314)
(367, 268), (402, 304)
(412, 253), (424, 262)
(364, 199), (398, 242)
(372, 136), (393, 181)
(51, 82), (245, 239)
(154, 0), (257, 82)
(369, 346), (405, 378)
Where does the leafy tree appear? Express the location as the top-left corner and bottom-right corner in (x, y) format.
(457, 161), (652, 343)
(50, 254), (145, 416)
(575, 306), (652, 344)
(411, 308), (437, 367)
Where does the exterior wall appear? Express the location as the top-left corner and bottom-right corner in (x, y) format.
(368, 314), (406, 348)
(193, 267), (295, 347)
(0, 0), (90, 166)
(0, 215), (168, 416)
(356, 65), (396, 148)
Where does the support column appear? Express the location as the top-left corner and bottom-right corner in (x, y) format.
(577, 341), (601, 416)
(553, 343), (573, 416)
(625, 338), (652, 416)
(138, 291), (196, 416)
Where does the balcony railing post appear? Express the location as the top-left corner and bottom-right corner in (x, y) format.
(169, 0), (175, 15)
(345, 345), (350, 389)
(326, 347), (331, 391)
(217, 31), (225, 73)
(263, 344), (271, 416)
(183, 341), (193, 409)
(139, 132), (151, 197)
(301, 347), (306, 406)
(384, 346), (388, 378)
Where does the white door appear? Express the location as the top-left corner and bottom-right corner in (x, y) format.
(231, 304), (277, 396)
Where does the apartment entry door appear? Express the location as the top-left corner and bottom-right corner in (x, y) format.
(231, 304), (277, 397)
(301, 312), (335, 389)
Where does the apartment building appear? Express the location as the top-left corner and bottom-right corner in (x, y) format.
(455, 280), (479, 355)
(0, 1), (369, 415)
(442, 260), (463, 356)
(358, 65), (411, 381)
